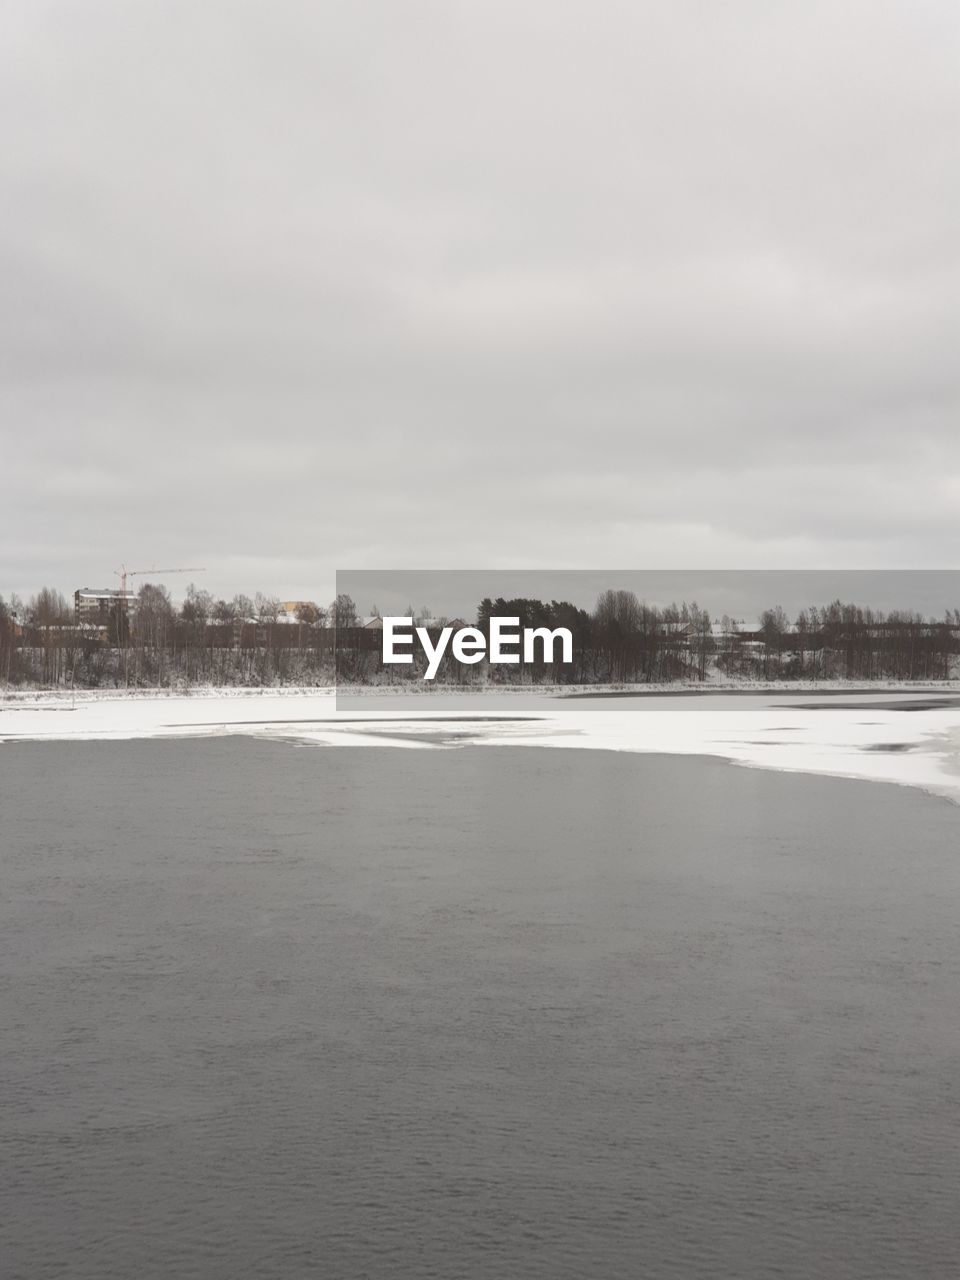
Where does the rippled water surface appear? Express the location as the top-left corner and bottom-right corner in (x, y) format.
(2, 740), (960, 1278)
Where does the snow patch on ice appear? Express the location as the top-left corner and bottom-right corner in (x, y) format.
(2, 689), (960, 802)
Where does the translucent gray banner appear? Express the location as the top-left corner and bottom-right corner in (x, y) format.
(334, 570), (960, 711)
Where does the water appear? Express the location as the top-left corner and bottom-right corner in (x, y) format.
(336, 688), (960, 715)
(2, 739), (960, 1278)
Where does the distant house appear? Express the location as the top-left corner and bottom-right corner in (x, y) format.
(361, 615), (384, 630)
(710, 620), (765, 655)
(277, 601), (319, 624)
(732, 621), (766, 653)
(659, 620), (694, 639)
(74, 588), (136, 626)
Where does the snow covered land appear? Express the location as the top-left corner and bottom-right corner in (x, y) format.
(3, 686), (960, 803)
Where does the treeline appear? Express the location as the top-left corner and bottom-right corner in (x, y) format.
(759, 601), (960, 682)
(0, 585), (344, 689)
(335, 592), (960, 685)
(3, 586), (959, 689)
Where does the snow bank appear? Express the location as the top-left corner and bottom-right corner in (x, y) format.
(2, 690), (960, 803)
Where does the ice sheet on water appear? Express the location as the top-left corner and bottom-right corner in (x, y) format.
(3, 688), (960, 802)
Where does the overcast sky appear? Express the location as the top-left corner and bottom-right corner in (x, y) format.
(337, 571), (960, 622)
(2, 1), (958, 605)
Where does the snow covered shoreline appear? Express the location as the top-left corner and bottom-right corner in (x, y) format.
(3, 686), (960, 804)
(2, 676), (959, 703)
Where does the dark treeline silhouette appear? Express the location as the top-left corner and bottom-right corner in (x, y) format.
(335, 592), (960, 686)
(3, 586), (959, 689)
(1, 584), (338, 689)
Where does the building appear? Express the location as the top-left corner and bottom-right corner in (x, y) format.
(74, 588), (137, 626)
(709, 620), (766, 655)
(278, 601), (318, 624)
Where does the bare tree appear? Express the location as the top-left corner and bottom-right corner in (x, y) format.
(136, 583), (175, 685)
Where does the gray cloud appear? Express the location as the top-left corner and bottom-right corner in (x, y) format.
(2, 1), (958, 604)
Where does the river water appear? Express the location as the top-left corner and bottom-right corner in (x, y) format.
(2, 739), (959, 1278)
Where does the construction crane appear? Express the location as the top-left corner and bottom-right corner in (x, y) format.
(111, 566), (207, 688)
(114, 565), (207, 597)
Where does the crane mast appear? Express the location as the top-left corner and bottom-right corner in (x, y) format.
(111, 565), (207, 686)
